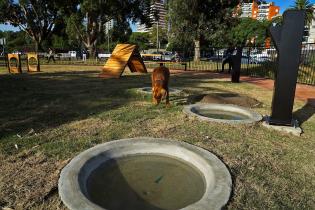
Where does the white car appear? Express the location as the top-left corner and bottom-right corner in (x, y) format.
(12, 50), (22, 54)
(68, 51), (77, 58)
(98, 53), (111, 59)
(162, 52), (175, 61)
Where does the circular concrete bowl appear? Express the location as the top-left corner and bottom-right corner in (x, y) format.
(59, 138), (232, 210)
(137, 87), (182, 95)
(184, 103), (262, 125)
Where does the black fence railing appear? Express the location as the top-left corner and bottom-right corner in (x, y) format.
(1, 44), (315, 86)
(144, 45), (315, 86)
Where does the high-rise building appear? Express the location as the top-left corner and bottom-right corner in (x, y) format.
(240, 1), (280, 21)
(136, 0), (167, 32)
(307, 6), (315, 43)
(105, 19), (115, 34)
(240, 1), (256, 18)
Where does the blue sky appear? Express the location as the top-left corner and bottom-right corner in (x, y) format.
(1, 0), (315, 32)
(274, 0), (315, 13)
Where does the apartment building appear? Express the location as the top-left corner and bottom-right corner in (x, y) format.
(104, 19), (115, 34)
(307, 6), (315, 43)
(136, 0), (167, 32)
(240, 1), (280, 21)
(240, 2), (256, 18)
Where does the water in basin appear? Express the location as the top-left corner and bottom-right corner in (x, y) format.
(196, 109), (250, 121)
(86, 154), (206, 210)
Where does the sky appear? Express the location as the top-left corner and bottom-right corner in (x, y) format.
(274, 0), (315, 13)
(1, 0), (315, 32)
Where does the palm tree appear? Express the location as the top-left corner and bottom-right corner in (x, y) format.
(292, 0), (314, 24)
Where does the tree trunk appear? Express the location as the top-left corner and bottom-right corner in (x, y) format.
(84, 39), (98, 58)
(194, 39), (200, 62)
(34, 41), (39, 53)
(30, 35), (39, 52)
(87, 45), (94, 58)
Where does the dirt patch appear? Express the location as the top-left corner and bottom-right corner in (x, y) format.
(0, 151), (69, 210)
(188, 93), (262, 108)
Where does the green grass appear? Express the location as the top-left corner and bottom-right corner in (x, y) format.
(0, 65), (314, 209)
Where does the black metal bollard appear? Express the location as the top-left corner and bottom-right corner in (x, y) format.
(268, 10), (306, 126)
(231, 47), (243, 83)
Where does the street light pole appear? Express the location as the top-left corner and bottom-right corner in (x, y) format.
(107, 33), (110, 53)
(156, 21), (159, 52)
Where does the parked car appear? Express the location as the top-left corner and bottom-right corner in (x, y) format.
(251, 56), (271, 64)
(98, 53), (111, 60)
(68, 51), (77, 59)
(162, 51), (175, 61)
(241, 56), (257, 64)
(151, 52), (163, 61)
(207, 54), (223, 62)
(141, 52), (162, 61)
(11, 50), (23, 54)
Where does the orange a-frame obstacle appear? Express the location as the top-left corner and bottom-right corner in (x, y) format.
(100, 44), (147, 78)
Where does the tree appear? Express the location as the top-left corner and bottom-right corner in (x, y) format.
(149, 25), (168, 50)
(98, 20), (132, 53)
(291, 0), (314, 24)
(65, 0), (151, 57)
(0, 30), (31, 52)
(129, 32), (150, 51)
(51, 34), (71, 50)
(168, 0), (238, 61)
(270, 15), (283, 26)
(0, 0), (78, 51)
(229, 18), (270, 47)
(108, 20), (132, 44)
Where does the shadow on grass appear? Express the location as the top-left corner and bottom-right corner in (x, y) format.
(294, 98), (315, 125)
(0, 69), (232, 139)
(0, 71), (151, 139)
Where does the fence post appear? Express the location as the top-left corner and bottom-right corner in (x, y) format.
(247, 47), (250, 75)
(216, 49), (219, 72)
(4, 53), (8, 70)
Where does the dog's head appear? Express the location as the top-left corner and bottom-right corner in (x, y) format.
(153, 86), (167, 104)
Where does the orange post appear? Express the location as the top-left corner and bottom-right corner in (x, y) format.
(27, 53), (40, 72)
(7, 54), (22, 74)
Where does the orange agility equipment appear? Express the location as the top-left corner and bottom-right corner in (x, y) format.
(100, 44), (147, 78)
(27, 53), (40, 72)
(7, 54), (22, 74)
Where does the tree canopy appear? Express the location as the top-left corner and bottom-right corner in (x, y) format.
(0, 0), (78, 51)
(229, 18), (270, 47)
(291, 0), (314, 24)
(65, 0), (151, 57)
(129, 32), (150, 51)
(149, 25), (168, 50)
(168, 0), (239, 61)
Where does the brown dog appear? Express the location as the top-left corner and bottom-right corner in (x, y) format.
(151, 65), (170, 105)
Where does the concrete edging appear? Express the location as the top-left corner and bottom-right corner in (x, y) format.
(58, 137), (232, 210)
(183, 103), (262, 125)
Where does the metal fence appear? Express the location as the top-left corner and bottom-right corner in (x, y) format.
(144, 45), (315, 86)
(1, 44), (315, 86)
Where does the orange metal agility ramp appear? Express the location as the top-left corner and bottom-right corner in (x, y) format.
(100, 44), (147, 78)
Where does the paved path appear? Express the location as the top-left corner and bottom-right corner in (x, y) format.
(168, 70), (315, 106)
(241, 76), (315, 106)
